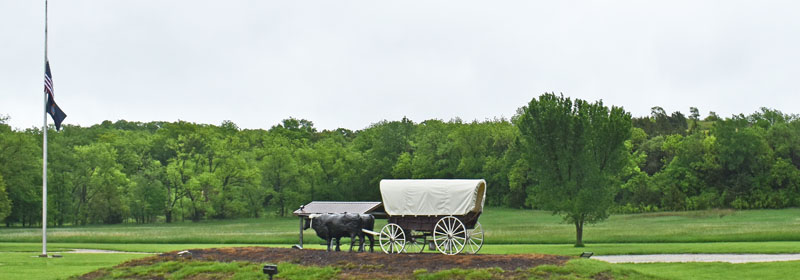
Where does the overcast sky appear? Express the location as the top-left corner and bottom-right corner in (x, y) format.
(1, 1), (799, 131)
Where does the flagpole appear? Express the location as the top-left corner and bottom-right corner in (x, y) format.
(41, 0), (49, 258)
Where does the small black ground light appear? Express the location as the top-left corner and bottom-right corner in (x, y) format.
(263, 264), (278, 279)
(580, 252), (593, 258)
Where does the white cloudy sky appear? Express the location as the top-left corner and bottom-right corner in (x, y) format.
(1, 1), (798, 131)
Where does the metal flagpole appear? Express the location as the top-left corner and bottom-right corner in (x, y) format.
(41, 0), (49, 258)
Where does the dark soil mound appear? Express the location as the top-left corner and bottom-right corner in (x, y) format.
(80, 247), (571, 279)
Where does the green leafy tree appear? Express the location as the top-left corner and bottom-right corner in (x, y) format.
(688, 107), (701, 133)
(161, 124), (207, 222)
(259, 135), (308, 216)
(0, 125), (41, 227)
(713, 117), (772, 208)
(307, 134), (363, 201)
(705, 111), (720, 122)
(0, 175), (12, 222)
(450, 120), (516, 205)
(70, 143), (129, 224)
(47, 129), (81, 226)
(352, 118), (414, 200)
(506, 157), (532, 208)
(208, 132), (261, 219)
(392, 152), (413, 178)
(653, 133), (721, 210)
(766, 158), (800, 207)
(409, 119), (457, 179)
(765, 115), (800, 168)
(127, 161), (167, 223)
(515, 93), (631, 247)
(615, 128), (660, 212)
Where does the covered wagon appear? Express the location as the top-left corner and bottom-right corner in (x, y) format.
(378, 179), (486, 255)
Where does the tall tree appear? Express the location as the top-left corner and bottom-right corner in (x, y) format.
(0, 124), (40, 227)
(259, 135), (308, 216)
(515, 93), (631, 247)
(688, 107), (701, 134)
(0, 175), (11, 222)
(409, 119), (457, 179)
(713, 116), (772, 208)
(71, 143), (129, 224)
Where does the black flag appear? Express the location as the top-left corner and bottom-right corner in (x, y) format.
(44, 60), (67, 131)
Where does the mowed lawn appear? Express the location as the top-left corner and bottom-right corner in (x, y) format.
(2, 208), (800, 279)
(2, 208), (800, 244)
(617, 261), (800, 280)
(3, 245), (800, 280)
(0, 252), (145, 280)
(485, 208), (800, 244)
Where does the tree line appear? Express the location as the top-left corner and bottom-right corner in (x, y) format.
(0, 96), (798, 227)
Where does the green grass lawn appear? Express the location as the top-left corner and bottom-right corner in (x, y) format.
(618, 261), (800, 280)
(3, 244), (800, 280)
(2, 208), (800, 244)
(2, 208), (800, 279)
(0, 252), (144, 280)
(0, 217), (304, 244)
(484, 208), (800, 244)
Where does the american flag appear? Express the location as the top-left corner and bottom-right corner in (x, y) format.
(44, 60), (67, 131)
(44, 60), (54, 97)
(44, 61), (53, 98)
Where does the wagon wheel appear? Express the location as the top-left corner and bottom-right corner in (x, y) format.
(433, 216), (466, 255)
(403, 231), (426, 253)
(465, 222), (484, 254)
(379, 223), (406, 254)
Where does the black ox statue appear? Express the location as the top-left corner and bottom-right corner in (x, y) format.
(304, 213), (375, 252)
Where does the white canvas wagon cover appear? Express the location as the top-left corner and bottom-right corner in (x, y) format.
(379, 179), (486, 216)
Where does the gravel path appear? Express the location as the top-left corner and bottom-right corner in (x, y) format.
(594, 254), (800, 263)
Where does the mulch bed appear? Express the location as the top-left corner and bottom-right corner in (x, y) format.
(79, 247), (571, 279)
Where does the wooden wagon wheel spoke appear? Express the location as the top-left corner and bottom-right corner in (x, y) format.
(436, 240), (446, 250)
(451, 240), (463, 252)
(436, 224), (446, 233)
(403, 232), (427, 253)
(449, 218), (456, 233)
(469, 235), (484, 245)
(433, 216), (466, 255)
(467, 238), (481, 253)
(379, 223), (405, 254)
(448, 239), (458, 255)
(465, 221), (484, 254)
